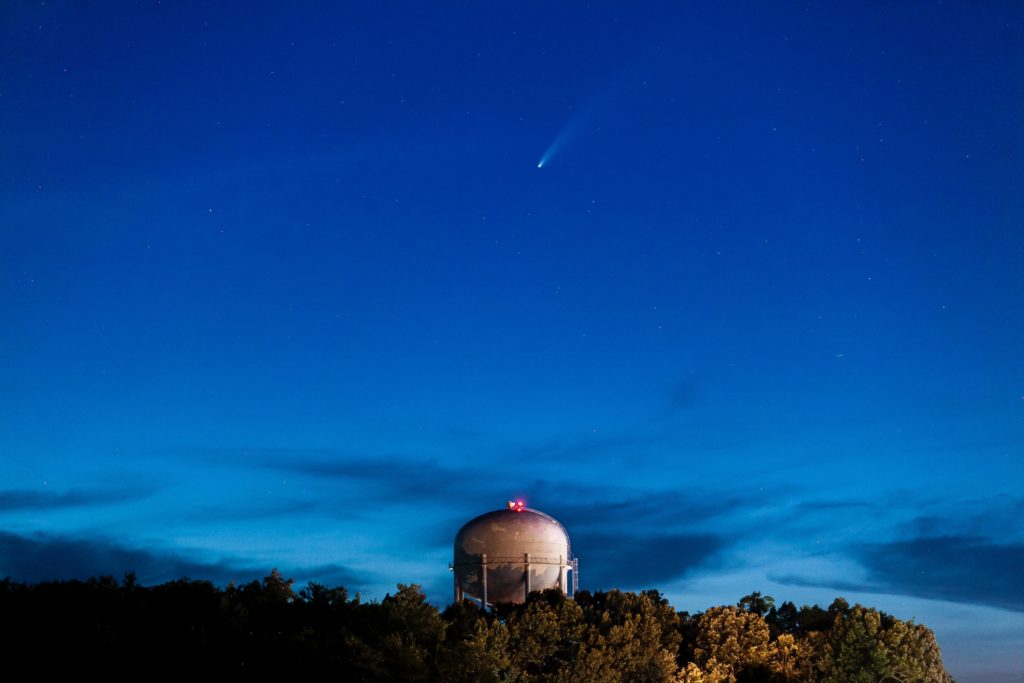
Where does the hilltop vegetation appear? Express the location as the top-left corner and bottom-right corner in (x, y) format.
(0, 572), (952, 682)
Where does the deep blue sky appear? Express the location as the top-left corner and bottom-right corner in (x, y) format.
(2, 2), (1022, 680)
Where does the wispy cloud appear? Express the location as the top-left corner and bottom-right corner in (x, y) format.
(264, 449), (755, 517)
(156, 444), (1024, 606)
(773, 534), (1024, 613)
(767, 496), (1024, 612)
(277, 456), (462, 498)
(549, 488), (751, 533)
(498, 431), (664, 463)
(0, 531), (363, 588)
(266, 451), (766, 587)
(0, 487), (156, 512)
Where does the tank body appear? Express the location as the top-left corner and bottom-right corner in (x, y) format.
(452, 505), (574, 605)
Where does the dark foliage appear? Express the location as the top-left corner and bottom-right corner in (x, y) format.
(0, 573), (953, 682)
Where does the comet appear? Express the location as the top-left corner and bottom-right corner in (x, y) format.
(535, 58), (646, 169)
(536, 119), (580, 169)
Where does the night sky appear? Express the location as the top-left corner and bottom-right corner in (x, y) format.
(2, 2), (1022, 681)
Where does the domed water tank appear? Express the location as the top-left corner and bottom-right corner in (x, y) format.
(451, 501), (577, 606)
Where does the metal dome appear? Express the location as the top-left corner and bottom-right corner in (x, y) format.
(451, 501), (578, 606)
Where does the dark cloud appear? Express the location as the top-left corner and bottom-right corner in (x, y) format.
(773, 535), (1024, 613)
(472, 485), (741, 589)
(792, 500), (878, 512)
(256, 430), (663, 495)
(269, 449), (747, 593)
(281, 456), (461, 498)
(271, 455), (516, 521)
(234, 449), (775, 592)
(896, 498), (1023, 539)
(0, 531), (363, 589)
(0, 487), (155, 511)
(268, 454), (563, 514)
(272, 452), (754, 524)
(858, 536), (1024, 612)
(549, 489), (749, 533)
(272, 452), (757, 583)
(425, 482), (750, 543)
(572, 532), (724, 590)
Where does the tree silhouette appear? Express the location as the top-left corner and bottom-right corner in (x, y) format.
(0, 574), (955, 682)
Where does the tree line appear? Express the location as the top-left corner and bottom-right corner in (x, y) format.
(0, 572), (953, 682)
